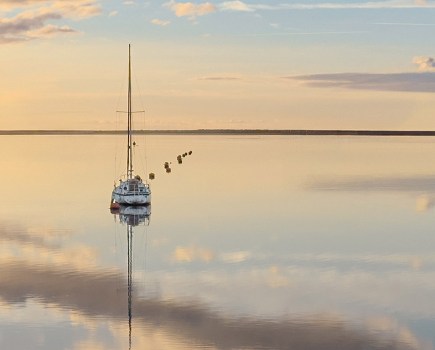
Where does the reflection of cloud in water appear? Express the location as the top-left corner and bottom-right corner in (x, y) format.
(0, 260), (420, 350)
(308, 175), (435, 213)
(416, 194), (435, 212)
(0, 222), (72, 249)
(0, 222), (427, 349)
(0, 242), (99, 271)
(172, 245), (214, 263)
(138, 250), (433, 333)
(220, 250), (251, 263)
(0, 223), (98, 269)
(309, 175), (435, 193)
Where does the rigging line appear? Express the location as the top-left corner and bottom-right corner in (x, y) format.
(133, 68), (147, 118)
(133, 70), (149, 181)
(114, 113), (121, 180)
(115, 112), (128, 180)
(142, 111), (149, 180)
(133, 113), (148, 180)
(114, 59), (128, 179)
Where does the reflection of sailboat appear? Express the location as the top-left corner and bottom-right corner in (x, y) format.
(112, 205), (151, 226)
(111, 44), (151, 207)
(112, 205), (150, 349)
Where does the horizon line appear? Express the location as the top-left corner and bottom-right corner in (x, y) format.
(1, 129), (435, 136)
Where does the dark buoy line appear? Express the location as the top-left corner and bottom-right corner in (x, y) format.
(148, 150), (194, 180)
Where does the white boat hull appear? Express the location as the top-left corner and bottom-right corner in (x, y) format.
(112, 192), (151, 205)
(112, 178), (151, 206)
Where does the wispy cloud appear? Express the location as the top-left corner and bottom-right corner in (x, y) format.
(220, 1), (254, 12)
(0, 1), (101, 44)
(219, 0), (435, 11)
(165, 0), (217, 19)
(244, 30), (368, 37)
(28, 24), (77, 37)
(197, 75), (242, 81)
(288, 72), (435, 93)
(375, 22), (435, 26)
(151, 18), (171, 26)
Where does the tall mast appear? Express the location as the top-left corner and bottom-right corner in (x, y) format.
(127, 44), (133, 179)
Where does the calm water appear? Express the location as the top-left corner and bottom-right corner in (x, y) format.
(1, 135), (435, 349)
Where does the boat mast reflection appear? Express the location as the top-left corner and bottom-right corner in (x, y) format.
(111, 205), (150, 349)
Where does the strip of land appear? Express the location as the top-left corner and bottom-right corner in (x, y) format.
(1, 129), (435, 136)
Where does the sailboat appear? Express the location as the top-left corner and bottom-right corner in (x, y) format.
(111, 44), (151, 207)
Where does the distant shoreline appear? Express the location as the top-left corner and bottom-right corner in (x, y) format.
(1, 129), (435, 136)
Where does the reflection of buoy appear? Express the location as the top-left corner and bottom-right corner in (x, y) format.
(166, 167), (171, 173)
(178, 158), (182, 164)
(149, 173), (155, 180)
(188, 151), (192, 155)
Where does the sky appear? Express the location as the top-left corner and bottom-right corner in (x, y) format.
(2, 0), (435, 130)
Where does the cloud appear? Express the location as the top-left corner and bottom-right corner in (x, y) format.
(165, 0), (217, 18)
(217, 0), (435, 11)
(289, 72), (435, 93)
(164, 0), (435, 21)
(0, 1), (101, 44)
(375, 22), (435, 26)
(220, 1), (255, 12)
(28, 24), (78, 37)
(51, 1), (101, 20)
(413, 56), (435, 71)
(151, 18), (171, 26)
(197, 75), (242, 81)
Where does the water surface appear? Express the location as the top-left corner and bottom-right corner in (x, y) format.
(1, 135), (435, 349)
